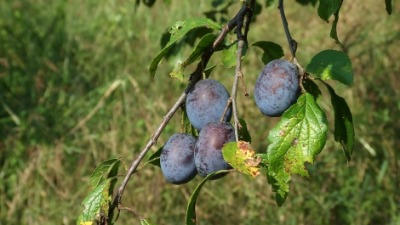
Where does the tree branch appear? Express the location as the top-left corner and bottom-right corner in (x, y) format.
(107, 6), (246, 223)
(278, 0), (297, 58)
(114, 92), (186, 199)
(244, 0), (255, 44)
(229, 1), (255, 141)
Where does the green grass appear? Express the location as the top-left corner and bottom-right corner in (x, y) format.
(1, 0), (399, 224)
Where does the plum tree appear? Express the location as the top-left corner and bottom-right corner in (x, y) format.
(77, 0), (365, 223)
(160, 133), (197, 184)
(254, 59), (300, 117)
(186, 79), (232, 130)
(194, 121), (235, 177)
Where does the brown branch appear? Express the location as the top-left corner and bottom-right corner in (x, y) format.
(220, 98), (232, 122)
(229, 0), (255, 141)
(238, 0), (255, 97)
(231, 39), (246, 141)
(110, 92), (187, 207)
(278, 0), (297, 58)
(243, 0), (255, 43)
(118, 206), (143, 220)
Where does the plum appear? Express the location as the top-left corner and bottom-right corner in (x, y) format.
(186, 79), (231, 130)
(160, 133), (197, 184)
(194, 121), (234, 178)
(254, 59), (300, 117)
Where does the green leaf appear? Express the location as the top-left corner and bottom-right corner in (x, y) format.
(222, 41), (238, 68)
(143, 0), (156, 7)
(78, 159), (120, 224)
(323, 82), (354, 161)
(266, 93), (328, 205)
(141, 218), (157, 225)
(89, 158), (121, 188)
(302, 78), (321, 98)
(385, 0), (392, 15)
(222, 141), (261, 177)
(170, 33), (216, 81)
(180, 106), (198, 137)
(185, 170), (230, 225)
(329, 1), (345, 49)
(107, 160), (120, 179)
(306, 49), (353, 85)
(106, 160), (120, 202)
(149, 18), (221, 78)
(147, 146), (163, 167)
(318, 0), (342, 22)
(77, 179), (113, 225)
(265, 0), (279, 8)
(169, 63), (185, 82)
(252, 41), (284, 64)
(184, 33), (216, 67)
(204, 65), (216, 78)
(238, 118), (252, 143)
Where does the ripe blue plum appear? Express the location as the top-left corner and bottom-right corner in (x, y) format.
(160, 133), (197, 184)
(186, 79), (231, 130)
(254, 59), (300, 117)
(194, 122), (234, 178)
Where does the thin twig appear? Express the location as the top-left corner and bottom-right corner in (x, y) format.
(239, 0), (256, 97)
(229, 1), (255, 141)
(118, 206), (143, 220)
(278, 0), (297, 58)
(219, 3), (251, 126)
(220, 98), (232, 122)
(231, 39), (246, 141)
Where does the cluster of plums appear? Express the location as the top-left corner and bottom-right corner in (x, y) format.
(160, 59), (300, 184)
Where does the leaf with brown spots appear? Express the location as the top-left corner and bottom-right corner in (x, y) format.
(265, 92), (328, 206)
(222, 141), (261, 177)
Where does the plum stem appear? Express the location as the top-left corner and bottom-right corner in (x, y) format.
(278, 0), (297, 58)
(293, 57), (306, 92)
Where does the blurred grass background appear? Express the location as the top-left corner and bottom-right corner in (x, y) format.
(0, 0), (399, 224)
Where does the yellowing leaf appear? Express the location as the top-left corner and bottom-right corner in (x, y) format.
(222, 141), (261, 177)
(79, 222), (93, 225)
